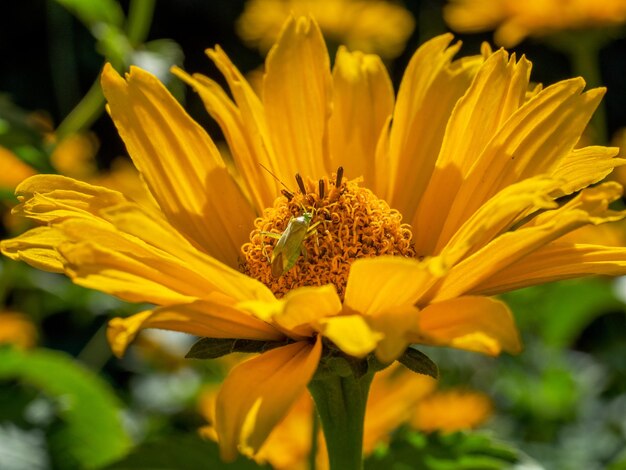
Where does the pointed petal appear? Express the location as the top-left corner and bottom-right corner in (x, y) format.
(344, 256), (443, 315)
(412, 50), (531, 253)
(215, 337), (322, 461)
(550, 146), (623, 197)
(415, 296), (521, 355)
(434, 183), (625, 301)
(438, 176), (561, 262)
(329, 46), (393, 190)
(385, 34), (480, 212)
(101, 63), (254, 267)
(205, 47), (284, 200)
(435, 80), (604, 249)
(107, 298), (284, 358)
(171, 67), (276, 212)
(473, 242), (626, 295)
(7, 174), (273, 304)
(263, 16), (333, 180)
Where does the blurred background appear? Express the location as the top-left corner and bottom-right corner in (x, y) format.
(1, 1), (626, 469)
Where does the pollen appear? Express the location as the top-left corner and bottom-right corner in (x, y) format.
(240, 169), (416, 300)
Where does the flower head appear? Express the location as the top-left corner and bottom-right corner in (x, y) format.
(444, 0), (626, 47)
(2, 15), (626, 460)
(237, 0), (415, 58)
(0, 311), (38, 349)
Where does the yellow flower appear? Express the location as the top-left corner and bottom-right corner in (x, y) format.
(237, 0), (415, 59)
(411, 389), (492, 433)
(0, 311), (38, 349)
(0, 147), (38, 190)
(444, 0), (626, 47)
(2, 15), (626, 460)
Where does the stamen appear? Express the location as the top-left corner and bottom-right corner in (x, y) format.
(335, 167), (344, 188)
(241, 170), (416, 300)
(281, 189), (294, 201)
(295, 173), (307, 194)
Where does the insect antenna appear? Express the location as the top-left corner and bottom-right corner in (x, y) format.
(259, 163), (295, 199)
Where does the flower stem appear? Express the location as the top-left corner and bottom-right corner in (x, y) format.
(308, 371), (374, 470)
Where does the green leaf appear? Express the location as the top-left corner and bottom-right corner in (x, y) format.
(0, 347), (131, 469)
(365, 431), (521, 470)
(185, 338), (291, 360)
(398, 347), (439, 379)
(54, 0), (124, 28)
(106, 433), (266, 470)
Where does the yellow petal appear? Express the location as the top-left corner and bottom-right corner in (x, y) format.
(319, 315), (382, 358)
(365, 364), (436, 453)
(344, 256), (442, 315)
(438, 176), (561, 261)
(215, 337), (322, 461)
(13, 174), (127, 223)
(385, 34), (479, 211)
(205, 47), (283, 201)
(415, 296), (521, 355)
(412, 50), (531, 253)
(438, 80), (604, 242)
(369, 305), (421, 364)
(273, 285), (342, 336)
(329, 46), (393, 191)
(107, 298), (284, 358)
(263, 16), (332, 180)
(434, 183), (625, 301)
(171, 68), (276, 212)
(8, 174), (273, 304)
(101, 63), (254, 267)
(473, 242), (626, 296)
(551, 146), (623, 197)
(238, 285), (342, 340)
(1, 226), (66, 272)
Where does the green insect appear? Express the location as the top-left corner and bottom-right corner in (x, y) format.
(258, 165), (343, 278)
(263, 209), (321, 278)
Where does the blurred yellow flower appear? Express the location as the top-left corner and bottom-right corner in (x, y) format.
(0, 311), (38, 349)
(0, 147), (37, 190)
(237, 0), (415, 58)
(412, 389), (492, 433)
(50, 133), (100, 180)
(444, 0), (626, 47)
(2, 14), (626, 461)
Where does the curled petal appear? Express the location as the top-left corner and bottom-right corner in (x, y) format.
(415, 296), (521, 356)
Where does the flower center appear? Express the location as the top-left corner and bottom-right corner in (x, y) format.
(240, 169), (416, 299)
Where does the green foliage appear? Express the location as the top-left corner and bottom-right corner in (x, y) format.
(501, 278), (622, 348)
(185, 337), (292, 359)
(0, 347), (131, 469)
(54, 0), (124, 29)
(105, 433), (266, 470)
(365, 431), (522, 470)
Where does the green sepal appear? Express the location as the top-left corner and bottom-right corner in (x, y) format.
(397, 346), (439, 379)
(184, 337), (292, 359)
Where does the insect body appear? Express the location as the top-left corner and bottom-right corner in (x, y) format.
(263, 210), (320, 278)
